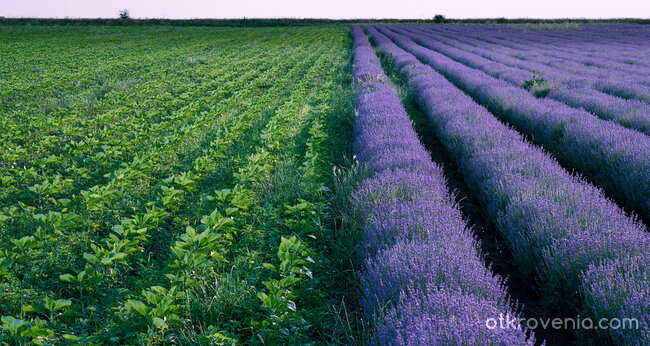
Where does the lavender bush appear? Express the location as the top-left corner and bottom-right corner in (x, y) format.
(582, 252), (650, 343)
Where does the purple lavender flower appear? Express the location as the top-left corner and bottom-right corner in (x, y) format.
(351, 25), (534, 345)
(373, 25), (650, 222)
(366, 25), (650, 343)
(391, 25), (650, 136)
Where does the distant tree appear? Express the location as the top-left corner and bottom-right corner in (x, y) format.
(119, 9), (130, 20)
(433, 14), (446, 23)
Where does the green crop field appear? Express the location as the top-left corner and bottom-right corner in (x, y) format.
(0, 25), (356, 344)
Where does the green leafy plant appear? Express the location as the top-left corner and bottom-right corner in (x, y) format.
(255, 236), (314, 343)
(124, 286), (182, 336)
(165, 221), (231, 287)
(0, 235), (43, 277)
(522, 70), (553, 97)
(60, 265), (100, 301)
(1, 316), (52, 345)
(284, 199), (323, 238)
(42, 298), (73, 323)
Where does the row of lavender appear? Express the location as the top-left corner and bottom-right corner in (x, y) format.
(392, 25), (650, 136)
(428, 28), (650, 110)
(416, 25), (650, 103)
(428, 25), (650, 99)
(460, 25), (650, 75)
(375, 26), (650, 224)
(422, 25), (650, 74)
(440, 25), (650, 74)
(366, 26), (650, 344)
(350, 26), (534, 344)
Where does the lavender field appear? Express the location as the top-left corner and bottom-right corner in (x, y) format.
(1, 22), (649, 345)
(352, 24), (649, 345)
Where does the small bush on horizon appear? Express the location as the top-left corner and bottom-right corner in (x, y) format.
(119, 9), (130, 20)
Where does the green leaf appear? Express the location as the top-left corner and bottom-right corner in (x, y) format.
(44, 298), (71, 312)
(213, 189), (231, 202)
(185, 278), (199, 287)
(279, 277), (302, 287)
(167, 313), (181, 325)
(21, 326), (49, 338)
(261, 263), (276, 272)
(142, 291), (162, 305)
(59, 273), (76, 283)
(54, 299), (72, 311)
(279, 259), (290, 273)
(125, 300), (150, 317)
(211, 252), (228, 263)
(83, 252), (100, 265)
(43, 297), (55, 311)
(21, 304), (43, 313)
(152, 317), (167, 329)
(2, 316), (27, 335)
(101, 252), (127, 266)
(164, 273), (179, 282)
(257, 292), (269, 305)
(78, 270), (88, 282)
(12, 236), (42, 250)
(150, 286), (168, 296)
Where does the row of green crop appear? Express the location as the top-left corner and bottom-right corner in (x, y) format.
(0, 33), (322, 266)
(0, 29), (320, 197)
(1, 32), (322, 224)
(1, 30), (323, 295)
(0, 26), (354, 344)
(0, 27), (262, 105)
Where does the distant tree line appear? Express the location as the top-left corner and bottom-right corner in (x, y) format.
(0, 17), (648, 27)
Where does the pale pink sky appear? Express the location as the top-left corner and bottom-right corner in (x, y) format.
(1, 0), (649, 19)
